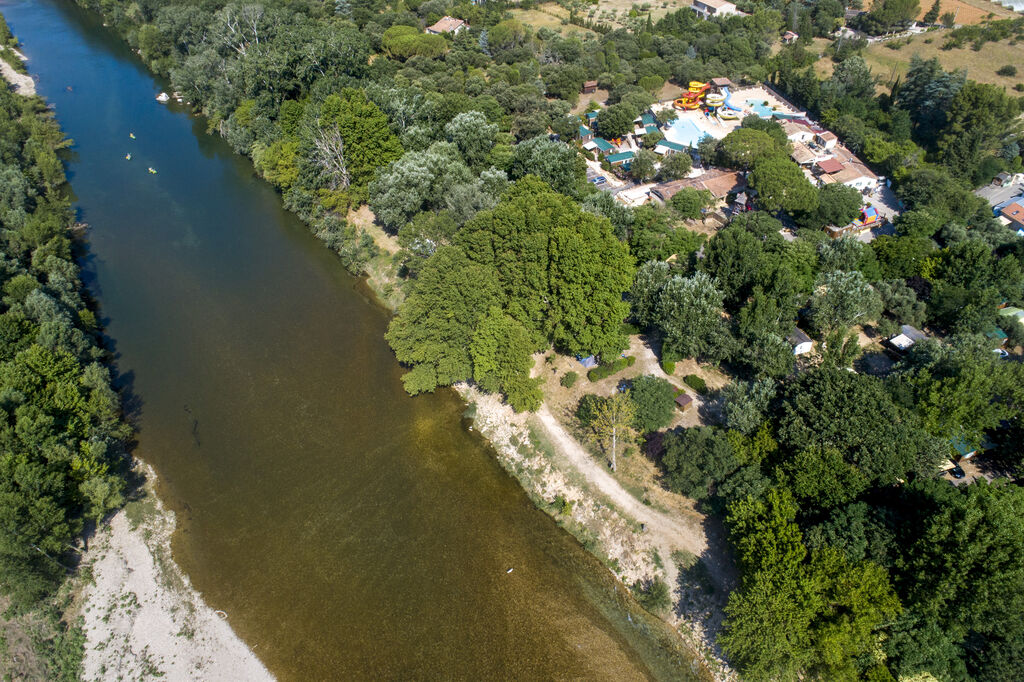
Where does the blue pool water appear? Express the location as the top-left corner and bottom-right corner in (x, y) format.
(746, 99), (773, 118)
(664, 117), (707, 148)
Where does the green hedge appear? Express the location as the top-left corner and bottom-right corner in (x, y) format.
(683, 374), (707, 394)
(588, 355), (635, 382)
(661, 360), (676, 375)
(560, 371), (578, 388)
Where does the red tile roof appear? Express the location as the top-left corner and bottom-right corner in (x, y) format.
(816, 158), (845, 174)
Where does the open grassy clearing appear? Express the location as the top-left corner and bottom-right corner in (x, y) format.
(862, 31), (1024, 89)
(863, 0), (1018, 24)
(509, 3), (597, 35)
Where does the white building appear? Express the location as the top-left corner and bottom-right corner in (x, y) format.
(691, 0), (741, 18)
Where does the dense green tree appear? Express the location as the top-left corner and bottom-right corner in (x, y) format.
(655, 272), (730, 361)
(630, 149), (657, 182)
(809, 270), (883, 333)
(657, 151), (692, 180)
(797, 184), (862, 230)
(776, 368), (943, 483)
(629, 374), (676, 434)
(470, 307), (542, 412)
(595, 102), (637, 139)
(669, 187), (713, 220)
(444, 111), (498, 168)
(457, 177), (633, 358)
(749, 154), (818, 215)
(661, 426), (739, 499)
(386, 246), (502, 394)
(717, 128), (782, 170)
(369, 142), (472, 230)
(507, 136), (587, 198)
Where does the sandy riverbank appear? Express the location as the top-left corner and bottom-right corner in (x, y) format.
(458, 383), (736, 681)
(0, 46), (35, 95)
(75, 464), (274, 681)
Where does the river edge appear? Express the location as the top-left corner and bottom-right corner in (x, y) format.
(69, 461), (275, 681)
(6, 12), (725, 678)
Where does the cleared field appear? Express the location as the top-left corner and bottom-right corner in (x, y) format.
(509, 4), (596, 35)
(594, 0), (693, 25)
(863, 0), (1018, 24)
(861, 32), (1024, 89)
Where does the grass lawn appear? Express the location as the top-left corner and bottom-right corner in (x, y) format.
(863, 0), (1017, 24)
(861, 31), (1024, 90)
(509, 3), (596, 35)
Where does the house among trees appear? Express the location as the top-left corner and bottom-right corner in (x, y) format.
(654, 139), (688, 156)
(650, 169), (745, 205)
(674, 393), (693, 411)
(787, 327), (814, 355)
(826, 205), (879, 239)
(998, 201), (1024, 233)
(583, 137), (614, 155)
(578, 125), (594, 142)
(887, 325), (929, 355)
(581, 80), (598, 94)
(782, 30), (799, 44)
(607, 150), (636, 168)
(691, 0), (742, 18)
(425, 16), (467, 34)
(814, 157), (879, 192)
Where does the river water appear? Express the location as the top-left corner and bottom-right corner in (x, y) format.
(0, 1), (694, 679)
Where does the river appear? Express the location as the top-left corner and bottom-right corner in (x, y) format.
(0, 1), (694, 679)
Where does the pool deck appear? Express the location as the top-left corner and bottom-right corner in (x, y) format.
(652, 84), (804, 147)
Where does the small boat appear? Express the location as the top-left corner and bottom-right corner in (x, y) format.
(129, 132), (136, 139)
(148, 167), (157, 174)
(125, 153), (131, 161)
(156, 92), (170, 103)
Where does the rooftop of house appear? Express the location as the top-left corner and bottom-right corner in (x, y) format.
(790, 142), (818, 165)
(640, 113), (657, 127)
(652, 169), (744, 201)
(655, 140), (687, 153)
(783, 30), (799, 39)
(832, 162), (877, 184)
(816, 158), (844, 174)
(583, 79), (598, 87)
(694, 0), (736, 8)
(607, 151), (636, 163)
(593, 137), (614, 151)
(710, 77), (733, 87)
(427, 16), (466, 32)
(787, 327), (812, 345)
(1000, 202), (1024, 224)
(578, 125), (592, 137)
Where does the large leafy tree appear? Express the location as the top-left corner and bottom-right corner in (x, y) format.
(457, 177), (634, 358)
(749, 154), (818, 215)
(319, 89), (403, 190)
(386, 246), (503, 394)
(654, 272), (731, 361)
(629, 374), (676, 434)
(809, 270), (883, 334)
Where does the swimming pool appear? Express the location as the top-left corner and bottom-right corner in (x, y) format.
(746, 99), (773, 118)
(664, 117), (707, 148)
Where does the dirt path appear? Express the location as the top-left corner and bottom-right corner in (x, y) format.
(534, 405), (733, 593)
(0, 48), (34, 96)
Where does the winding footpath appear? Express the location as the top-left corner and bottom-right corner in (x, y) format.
(534, 405), (734, 593)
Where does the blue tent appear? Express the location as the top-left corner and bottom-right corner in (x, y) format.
(578, 355), (598, 369)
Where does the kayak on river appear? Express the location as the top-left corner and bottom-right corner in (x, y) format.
(125, 153), (131, 160)
(129, 132), (135, 139)
(148, 167), (157, 174)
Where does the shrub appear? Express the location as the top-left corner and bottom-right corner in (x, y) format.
(632, 578), (672, 614)
(560, 371), (578, 388)
(630, 375), (677, 433)
(997, 65), (1018, 77)
(576, 393), (607, 427)
(661, 360), (676, 375)
(684, 374), (708, 394)
(587, 355), (635, 381)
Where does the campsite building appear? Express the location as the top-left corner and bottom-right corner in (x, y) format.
(425, 16), (467, 34)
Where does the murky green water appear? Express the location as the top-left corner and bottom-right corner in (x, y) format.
(0, 2), (697, 678)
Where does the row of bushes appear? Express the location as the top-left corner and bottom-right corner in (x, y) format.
(587, 355), (636, 381)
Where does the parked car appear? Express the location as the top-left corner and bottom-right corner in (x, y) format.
(993, 348), (1010, 358)
(950, 465), (966, 479)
